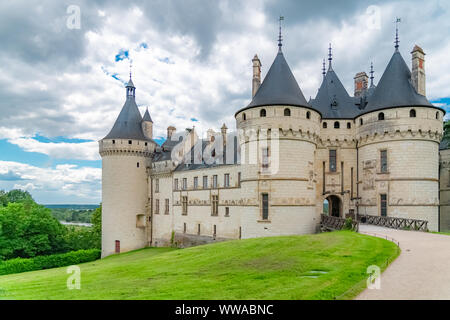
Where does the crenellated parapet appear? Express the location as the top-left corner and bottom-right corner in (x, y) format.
(99, 139), (155, 158)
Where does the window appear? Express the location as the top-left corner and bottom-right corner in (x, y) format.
(224, 174), (230, 187)
(436, 111), (439, 120)
(306, 111), (311, 119)
(137, 162), (140, 168)
(128, 140), (132, 144)
(380, 194), (387, 217)
(145, 142), (147, 146)
(155, 179), (159, 192)
(329, 150), (337, 172)
(213, 175), (218, 188)
(347, 122), (351, 129)
(262, 193), (269, 220)
(262, 147), (269, 169)
(194, 176), (198, 189)
(360, 118), (363, 125)
(198, 224), (201, 235)
(203, 176), (208, 189)
(213, 224), (217, 236)
(334, 121), (340, 129)
(238, 172), (241, 187)
(260, 109), (266, 117)
(243, 113), (246, 120)
(182, 178), (187, 190)
(174, 179), (179, 190)
(165, 199), (169, 214)
(323, 122), (327, 128)
(225, 207), (230, 217)
(211, 195), (219, 216)
(410, 109), (416, 117)
(155, 199), (159, 214)
(284, 108), (291, 116)
(380, 150), (388, 173)
(182, 196), (188, 215)
(115, 240), (120, 253)
(183, 223), (186, 233)
(112, 140), (115, 144)
(378, 112), (385, 120)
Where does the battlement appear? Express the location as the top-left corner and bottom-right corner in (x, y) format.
(99, 138), (155, 157)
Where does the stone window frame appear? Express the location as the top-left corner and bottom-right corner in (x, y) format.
(174, 178), (179, 190)
(323, 121), (327, 128)
(284, 108), (291, 116)
(329, 149), (337, 172)
(193, 176), (198, 189)
(261, 193), (270, 221)
(380, 193), (388, 217)
(203, 176), (208, 189)
(155, 199), (160, 214)
(211, 194), (219, 216)
(155, 178), (159, 193)
(181, 196), (188, 215)
(225, 207), (230, 217)
(165, 198), (169, 215)
(224, 173), (230, 187)
(212, 175), (218, 188)
(380, 149), (388, 173)
(182, 177), (187, 190)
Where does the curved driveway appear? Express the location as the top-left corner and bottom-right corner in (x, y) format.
(356, 224), (450, 300)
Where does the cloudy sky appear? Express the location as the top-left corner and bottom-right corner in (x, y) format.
(0, 0), (449, 204)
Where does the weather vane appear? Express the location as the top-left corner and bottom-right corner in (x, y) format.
(278, 16), (284, 51)
(395, 17), (401, 50)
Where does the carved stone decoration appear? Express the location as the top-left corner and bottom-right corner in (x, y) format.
(362, 159), (376, 190)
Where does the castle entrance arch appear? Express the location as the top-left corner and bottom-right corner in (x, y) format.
(326, 195), (341, 217)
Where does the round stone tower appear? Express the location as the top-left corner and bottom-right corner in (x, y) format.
(235, 40), (321, 238)
(99, 77), (156, 257)
(355, 46), (443, 231)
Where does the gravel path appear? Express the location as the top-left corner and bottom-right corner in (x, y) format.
(356, 224), (450, 300)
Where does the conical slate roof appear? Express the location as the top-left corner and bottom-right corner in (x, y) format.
(310, 69), (360, 119)
(244, 51), (309, 109)
(104, 97), (148, 141)
(143, 108), (153, 122)
(363, 50), (433, 114)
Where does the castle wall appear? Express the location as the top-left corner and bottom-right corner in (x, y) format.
(236, 105), (321, 237)
(439, 148), (450, 232)
(100, 139), (152, 257)
(355, 107), (443, 231)
(315, 119), (357, 217)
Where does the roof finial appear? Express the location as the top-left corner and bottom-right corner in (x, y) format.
(129, 59), (133, 80)
(328, 43), (333, 70)
(395, 17), (401, 51)
(322, 58), (326, 78)
(278, 16), (284, 52)
(370, 62), (375, 87)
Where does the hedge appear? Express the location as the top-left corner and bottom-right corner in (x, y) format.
(0, 249), (100, 276)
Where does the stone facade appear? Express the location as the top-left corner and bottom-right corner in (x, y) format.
(99, 39), (446, 258)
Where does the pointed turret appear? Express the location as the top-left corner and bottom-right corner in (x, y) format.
(104, 77), (150, 141)
(142, 108), (153, 139)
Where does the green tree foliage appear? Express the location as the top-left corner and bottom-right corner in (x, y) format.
(0, 203), (67, 260)
(0, 189), (34, 207)
(443, 120), (450, 143)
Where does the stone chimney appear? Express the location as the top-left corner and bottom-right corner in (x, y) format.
(252, 54), (261, 97)
(411, 45), (426, 96)
(221, 123), (228, 144)
(167, 126), (176, 139)
(354, 72), (368, 97)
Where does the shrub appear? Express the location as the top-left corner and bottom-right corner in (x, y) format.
(0, 249), (100, 275)
(343, 218), (355, 230)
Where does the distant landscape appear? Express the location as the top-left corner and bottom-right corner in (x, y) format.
(44, 204), (99, 225)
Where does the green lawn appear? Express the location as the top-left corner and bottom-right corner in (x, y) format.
(0, 231), (399, 300)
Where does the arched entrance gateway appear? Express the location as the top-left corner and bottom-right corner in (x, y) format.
(325, 195), (342, 217)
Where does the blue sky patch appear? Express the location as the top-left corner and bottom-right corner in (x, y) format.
(32, 134), (94, 144)
(115, 49), (129, 62)
(190, 118), (199, 122)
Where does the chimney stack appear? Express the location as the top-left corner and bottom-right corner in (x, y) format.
(167, 126), (176, 139)
(354, 72), (368, 97)
(411, 45), (426, 96)
(221, 123), (228, 144)
(252, 54), (261, 97)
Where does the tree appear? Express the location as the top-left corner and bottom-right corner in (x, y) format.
(443, 120), (450, 143)
(0, 203), (67, 260)
(5, 189), (34, 204)
(0, 190), (7, 207)
(90, 205), (102, 249)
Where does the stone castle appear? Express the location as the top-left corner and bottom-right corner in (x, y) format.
(99, 30), (448, 257)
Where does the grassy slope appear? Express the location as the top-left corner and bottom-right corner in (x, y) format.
(0, 231), (399, 300)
